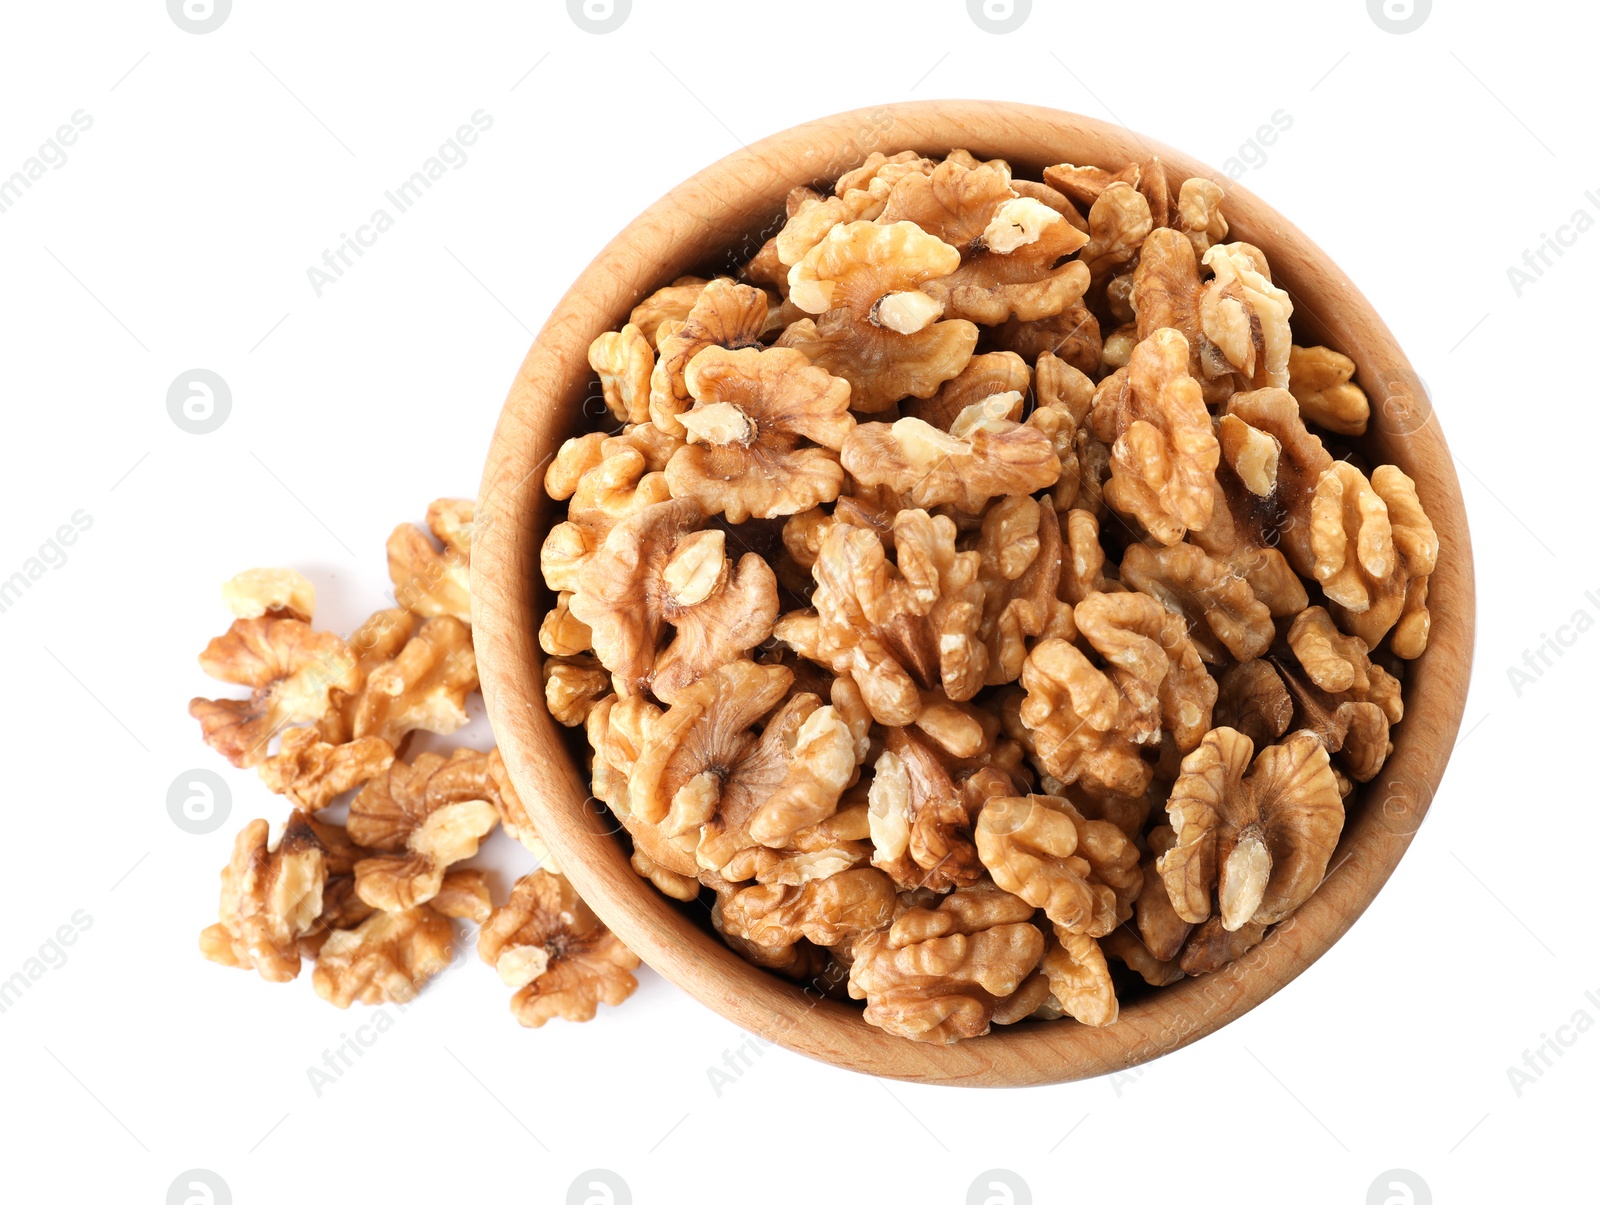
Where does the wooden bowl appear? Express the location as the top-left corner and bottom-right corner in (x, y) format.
(473, 100), (1475, 1086)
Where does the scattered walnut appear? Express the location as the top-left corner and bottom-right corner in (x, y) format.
(312, 905), (456, 1008)
(1090, 328), (1220, 545)
(974, 793), (1141, 935)
(1288, 345), (1369, 436)
(222, 567), (315, 623)
(257, 727), (394, 811)
(774, 509), (985, 726)
(347, 749), (501, 911)
(388, 499), (474, 625)
(848, 882), (1044, 1043)
(570, 499), (779, 703)
(1159, 728), (1343, 931)
(779, 220), (978, 411)
(665, 345), (854, 522)
(477, 870), (640, 1027)
(349, 616), (477, 746)
(190, 617), (359, 768)
(200, 813), (326, 982)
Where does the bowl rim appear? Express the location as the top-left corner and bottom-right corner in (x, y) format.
(473, 99), (1476, 1087)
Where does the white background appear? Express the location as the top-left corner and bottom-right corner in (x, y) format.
(0, 1), (1594, 1202)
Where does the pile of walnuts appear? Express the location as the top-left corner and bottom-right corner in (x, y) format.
(544, 148), (1438, 1043)
(190, 503), (639, 1027)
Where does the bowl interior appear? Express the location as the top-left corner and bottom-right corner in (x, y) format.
(473, 100), (1475, 1086)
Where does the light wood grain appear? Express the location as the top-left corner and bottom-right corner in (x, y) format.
(471, 101), (1475, 1087)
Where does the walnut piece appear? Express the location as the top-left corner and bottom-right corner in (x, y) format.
(1119, 541), (1274, 665)
(840, 402), (1060, 513)
(848, 883), (1044, 1043)
(257, 727), (394, 811)
(348, 749), (501, 911)
(650, 278), (769, 436)
(190, 617), (359, 768)
(221, 567), (314, 623)
(779, 220), (978, 412)
(775, 509), (986, 726)
(199, 813), (326, 982)
(477, 870), (640, 1027)
(388, 499), (474, 624)
(1159, 728), (1343, 931)
(974, 793), (1141, 935)
(1040, 929), (1119, 1026)
(570, 499), (778, 702)
(718, 866), (897, 949)
(312, 905), (456, 1008)
(349, 616), (478, 746)
(665, 345), (854, 522)
(544, 654), (610, 727)
(540, 429), (673, 594)
(588, 323), (654, 425)
(1089, 328), (1220, 545)
(975, 493), (1063, 685)
(1073, 590), (1216, 753)
(1016, 637), (1151, 797)
(629, 275), (710, 347)
(866, 728), (985, 892)
(1288, 345), (1369, 436)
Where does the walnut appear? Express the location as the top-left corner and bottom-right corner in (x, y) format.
(1273, 606), (1401, 782)
(1130, 228), (1237, 400)
(348, 749), (501, 911)
(717, 866), (897, 948)
(629, 275), (709, 347)
(1158, 728), (1343, 931)
(257, 727), (394, 811)
(1042, 160), (1138, 208)
(878, 155), (1016, 247)
(586, 693), (700, 886)
(839, 405), (1059, 513)
(989, 300), (1102, 378)
(588, 323), (654, 424)
(1213, 659), (1294, 750)
(664, 345), (854, 522)
(1311, 463), (1438, 657)
(432, 868), (494, 924)
(544, 654), (610, 727)
(312, 905), (456, 1008)
(1015, 637), (1151, 797)
(975, 494), (1063, 684)
(1080, 181), (1153, 283)
(199, 813), (326, 982)
(774, 509), (986, 726)
(1089, 328), (1220, 545)
(920, 196), (1092, 324)
(538, 592), (592, 657)
(221, 567), (314, 622)
(477, 870), (640, 1027)
(1031, 351), (1096, 510)
(569, 499), (778, 702)
(190, 617), (359, 768)
(1174, 177), (1228, 258)
(349, 616), (478, 746)
(847, 883), (1044, 1043)
(1288, 345), (1369, 436)
(387, 499), (473, 624)
(778, 221), (978, 412)
(1073, 590), (1216, 753)
(1134, 823), (1192, 961)
(540, 430), (672, 593)
(1119, 541), (1275, 665)
(774, 154), (924, 267)
(1203, 387), (1334, 585)
(1179, 916), (1268, 976)
(902, 350), (1030, 431)
(1101, 925), (1184, 987)
(720, 796), (873, 886)
(1200, 242), (1293, 389)
(1039, 929), (1119, 1026)
(973, 793), (1141, 936)
(649, 278), (769, 436)
(866, 728), (984, 892)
